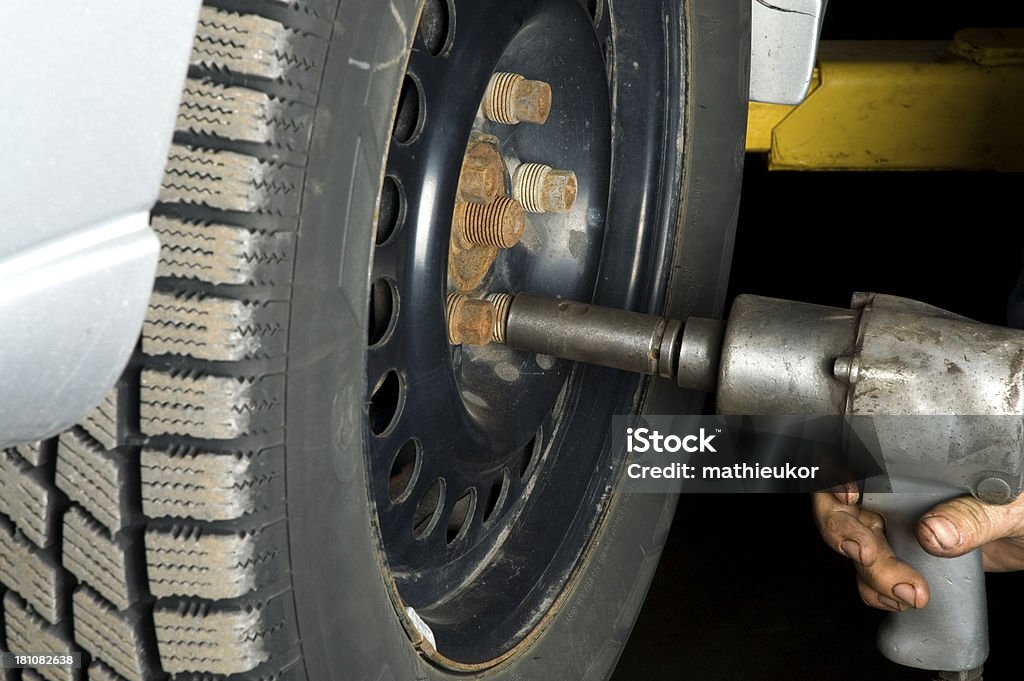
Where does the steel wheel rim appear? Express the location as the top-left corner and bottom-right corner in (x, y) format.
(362, 0), (675, 668)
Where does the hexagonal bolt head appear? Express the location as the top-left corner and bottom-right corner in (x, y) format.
(482, 72), (552, 125)
(513, 163), (578, 214)
(446, 293), (496, 346)
(458, 141), (505, 204)
(454, 197), (526, 249)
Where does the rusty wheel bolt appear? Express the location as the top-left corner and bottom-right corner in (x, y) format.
(485, 293), (514, 344)
(459, 141), (505, 204)
(513, 163), (577, 214)
(455, 197), (526, 249)
(447, 293), (496, 346)
(482, 72), (552, 125)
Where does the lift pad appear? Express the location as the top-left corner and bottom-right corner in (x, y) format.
(746, 29), (1024, 171)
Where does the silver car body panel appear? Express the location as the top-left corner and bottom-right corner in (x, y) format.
(0, 2), (201, 445)
(749, 0), (828, 104)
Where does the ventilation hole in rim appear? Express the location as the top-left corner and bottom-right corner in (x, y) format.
(417, 0), (453, 56)
(369, 370), (403, 435)
(447, 489), (476, 545)
(368, 278), (396, 346)
(414, 478), (446, 540)
(377, 177), (404, 245)
(519, 435), (539, 478)
(393, 76), (423, 144)
(389, 439), (420, 503)
(482, 470), (509, 524)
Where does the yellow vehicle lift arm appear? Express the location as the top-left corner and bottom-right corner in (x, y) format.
(746, 29), (1024, 171)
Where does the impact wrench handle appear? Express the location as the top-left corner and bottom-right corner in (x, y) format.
(864, 480), (988, 675)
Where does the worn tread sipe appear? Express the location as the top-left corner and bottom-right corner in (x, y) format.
(152, 216), (297, 287)
(140, 370), (285, 440)
(4, 594), (79, 681)
(62, 507), (137, 611)
(145, 520), (288, 600)
(55, 430), (132, 535)
(80, 390), (119, 453)
(3, 1), (349, 679)
(8, 441), (45, 467)
(159, 144), (304, 216)
(72, 588), (154, 681)
(140, 445), (284, 523)
(143, 291), (288, 362)
(153, 591), (295, 675)
(190, 7), (324, 91)
(177, 79), (313, 150)
(0, 448), (59, 549)
(0, 520), (67, 624)
(86, 661), (125, 681)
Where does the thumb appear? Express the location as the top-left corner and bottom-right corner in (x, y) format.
(917, 495), (1024, 558)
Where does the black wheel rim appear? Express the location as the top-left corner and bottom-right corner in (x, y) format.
(363, 0), (679, 668)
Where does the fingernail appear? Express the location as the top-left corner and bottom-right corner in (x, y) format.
(893, 583), (918, 608)
(878, 595), (903, 611)
(840, 540), (862, 562)
(831, 484), (855, 504)
(921, 515), (960, 550)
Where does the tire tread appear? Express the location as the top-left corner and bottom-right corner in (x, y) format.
(23, 2), (345, 679)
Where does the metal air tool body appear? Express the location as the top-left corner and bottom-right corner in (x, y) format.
(478, 291), (1024, 678)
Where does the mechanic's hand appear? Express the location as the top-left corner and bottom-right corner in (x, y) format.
(813, 485), (1024, 612)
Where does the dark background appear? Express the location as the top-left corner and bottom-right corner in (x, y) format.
(613, 3), (1024, 679)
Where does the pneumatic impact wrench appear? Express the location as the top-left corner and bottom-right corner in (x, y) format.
(459, 291), (1024, 680)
